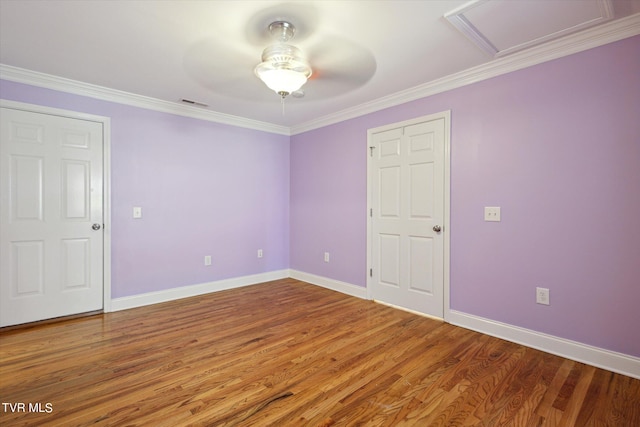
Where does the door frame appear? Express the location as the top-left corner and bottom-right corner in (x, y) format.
(1, 99), (112, 313)
(366, 110), (451, 320)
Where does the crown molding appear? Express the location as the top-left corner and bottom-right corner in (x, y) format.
(0, 65), (290, 136)
(290, 13), (640, 135)
(1, 13), (638, 137)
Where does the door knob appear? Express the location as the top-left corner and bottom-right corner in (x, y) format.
(433, 225), (442, 232)
(92, 223), (101, 231)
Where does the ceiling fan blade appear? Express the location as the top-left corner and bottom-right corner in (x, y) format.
(304, 36), (377, 97)
(183, 38), (276, 101)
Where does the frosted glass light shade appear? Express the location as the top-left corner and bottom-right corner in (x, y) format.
(256, 69), (308, 94)
(254, 43), (312, 96)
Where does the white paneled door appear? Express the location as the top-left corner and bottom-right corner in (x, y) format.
(369, 114), (448, 318)
(0, 107), (104, 326)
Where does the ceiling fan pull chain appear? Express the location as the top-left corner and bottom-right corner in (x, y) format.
(281, 94), (286, 115)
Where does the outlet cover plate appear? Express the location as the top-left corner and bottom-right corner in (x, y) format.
(484, 206), (501, 222)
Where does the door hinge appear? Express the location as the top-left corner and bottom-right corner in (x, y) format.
(369, 146), (375, 157)
(369, 268), (373, 277)
(369, 208), (373, 217)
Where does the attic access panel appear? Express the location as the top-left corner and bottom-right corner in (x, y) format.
(445, 0), (614, 57)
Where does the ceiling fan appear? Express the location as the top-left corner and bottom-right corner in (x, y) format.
(182, 3), (377, 104)
(254, 20), (312, 100)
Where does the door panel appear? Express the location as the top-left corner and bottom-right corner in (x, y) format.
(11, 155), (44, 220)
(1, 107), (104, 326)
(409, 236), (433, 294)
(62, 160), (91, 219)
(379, 166), (401, 217)
(62, 238), (91, 289)
(379, 233), (401, 287)
(11, 240), (44, 296)
(370, 117), (446, 318)
(409, 162), (433, 218)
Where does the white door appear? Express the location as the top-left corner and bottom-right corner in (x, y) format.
(0, 107), (104, 326)
(369, 114), (447, 318)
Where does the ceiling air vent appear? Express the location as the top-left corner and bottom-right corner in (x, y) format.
(180, 98), (208, 107)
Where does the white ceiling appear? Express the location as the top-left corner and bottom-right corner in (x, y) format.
(1, 0), (639, 131)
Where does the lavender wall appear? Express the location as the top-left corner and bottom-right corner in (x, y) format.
(290, 119), (368, 286)
(0, 81), (290, 298)
(290, 35), (640, 356)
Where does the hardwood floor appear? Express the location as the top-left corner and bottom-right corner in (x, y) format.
(1, 279), (638, 426)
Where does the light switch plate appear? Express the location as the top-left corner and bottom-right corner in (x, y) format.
(133, 207), (142, 219)
(536, 287), (550, 305)
(484, 206), (501, 222)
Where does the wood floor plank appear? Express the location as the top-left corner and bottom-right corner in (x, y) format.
(558, 365), (596, 426)
(1, 279), (638, 426)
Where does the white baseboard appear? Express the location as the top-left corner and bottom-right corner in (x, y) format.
(109, 270), (289, 312)
(288, 270), (368, 299)
(447, 309), (640, 380)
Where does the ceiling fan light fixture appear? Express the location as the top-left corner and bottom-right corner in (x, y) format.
(254, 21), (312, 98)
(256, 68), (309, 96)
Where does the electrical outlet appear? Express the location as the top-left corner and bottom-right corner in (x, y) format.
(204, 255), (212, 266)
(324, 252), (330, 263)
(133, 206), (142, 219)
(536, 287), (550, 305)
(257, 249), (263, 258)
(484, 206), (501, 222)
